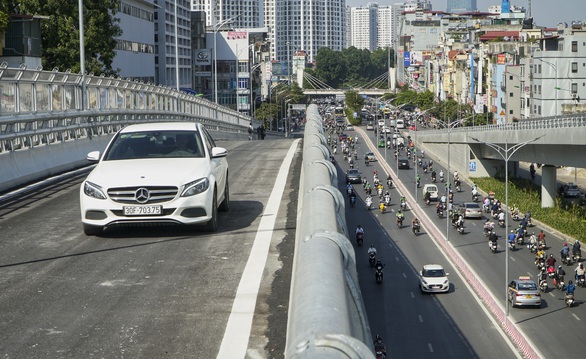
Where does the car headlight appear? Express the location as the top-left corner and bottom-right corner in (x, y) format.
(181, 178), (209, 197)
(421, 279), (428, 285)
(84, 181), (107, 200)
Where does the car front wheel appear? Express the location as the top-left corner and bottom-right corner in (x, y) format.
(203, 191), (218, 232)
(219, 177), (230, 212)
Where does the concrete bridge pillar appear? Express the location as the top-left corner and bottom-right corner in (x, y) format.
(541, 165), (557, 208)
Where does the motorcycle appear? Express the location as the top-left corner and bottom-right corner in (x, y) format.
(562, 253), (571, 266)
(455, 184), (461, 192)
(457, 224), (465, 235)
(536, 259), (546, 271)
(349, 196), (356, 208)
(396, 216), (404, 228)
(498, 219), (505, 228)
(366, 197), (373, 210)
(356, 232), (364, 246)
(483, 204), (491, 214)
(377, 188), (383, 198)
(437, 208), (444, 219)
(547, 266), (556, 278)
(577, 275), (586, 288)
(379, 203), (386, 214)
(387, 179), (392, 188)
(349, 162), (354, 169)
(555, 276), (565, 291)
(508, 241), (516, 251)
(516, 235), (524, 245)
(472, 193), (479, 202)
(412, 223), (421, 235)
(573, 250), (582, 263)
(375, 264), (384, 284)
(529, 243), (538, 254)
(439, 174), (445, 182)
(431, 175), (436, 183)
(489, 241), (497, 253)
(565, 293), (575, 308)
(539, 277), (548, 292)
(369, 252), (377, 267)
(400, 200), (407, 211)
(384, 196), (391, 207)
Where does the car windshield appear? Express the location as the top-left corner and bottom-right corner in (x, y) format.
(466, 203), (480, 209)
(518, 282), (537, 291)
(104, 130), (205, 160)
(423, 269), (445, 277)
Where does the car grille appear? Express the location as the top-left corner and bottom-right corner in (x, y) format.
(108, 186), (178, 204)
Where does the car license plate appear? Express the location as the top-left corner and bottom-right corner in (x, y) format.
(525, 295), (532, 298)
(123, 205), (162, 216)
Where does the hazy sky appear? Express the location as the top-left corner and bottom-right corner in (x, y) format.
(346, 0), (586, 28)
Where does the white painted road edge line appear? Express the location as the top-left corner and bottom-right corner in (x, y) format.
(216, 139), (301, 359)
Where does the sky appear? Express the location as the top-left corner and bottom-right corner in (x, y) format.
(346, 0), (586, 28)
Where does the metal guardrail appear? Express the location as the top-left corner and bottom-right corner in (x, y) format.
(0, 65), (251, 153)
(286, 104), (373, 359)
(432, 113), (586, 135)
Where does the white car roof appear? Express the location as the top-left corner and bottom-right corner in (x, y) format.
(423, 264), (444, 271)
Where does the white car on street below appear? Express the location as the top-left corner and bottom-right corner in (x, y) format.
(80, 122), (229, 235)
(419, 264), (450, 293)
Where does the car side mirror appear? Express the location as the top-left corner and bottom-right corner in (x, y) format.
(211, 147), (228, 158)
(87, 151), (101, 162)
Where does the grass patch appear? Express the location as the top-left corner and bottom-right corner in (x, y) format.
(474, 177), (586, 242)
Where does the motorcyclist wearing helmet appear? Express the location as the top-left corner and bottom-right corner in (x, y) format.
(546, 254), (556, 268)
(508, 230), (516, 245)
(556, 265), (566, 284)
(412, 217), (420, 227)
(573, 240), (581, 256)
(356, 225), (365, 235)
(575, 263), (586, 281)
(561, 243), (570, 261)
(566, 280), (576, 296)
(367, 244), (377, 255)
(373, 334), (387, 356)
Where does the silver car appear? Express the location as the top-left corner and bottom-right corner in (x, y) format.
(508, 277), (542, 307)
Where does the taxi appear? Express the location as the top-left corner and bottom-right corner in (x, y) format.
(508, 276), (541, 308)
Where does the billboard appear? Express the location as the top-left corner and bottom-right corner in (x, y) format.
(404, 51), (411, 67)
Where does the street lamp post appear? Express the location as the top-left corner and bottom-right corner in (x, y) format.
(213, 15), (240, 104)
(78, 0), (86, 110)
(471, 135), (544, 323)
(434, 115), (471, 240)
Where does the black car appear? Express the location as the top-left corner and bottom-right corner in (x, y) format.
(398, 158), (410, 169)
(345, 169), (362, 184)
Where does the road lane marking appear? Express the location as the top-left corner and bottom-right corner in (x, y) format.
(217, 139), (300, 359)
(418, 315), (423, 322)
(428, 343), (434, 352)
(402, 272), (407, 278)
(410, 292), (415, 298)
(572, 313), (580, 321)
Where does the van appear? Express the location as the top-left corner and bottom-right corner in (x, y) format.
(423, 184), (439, 200)
(396, 119), (405, 129)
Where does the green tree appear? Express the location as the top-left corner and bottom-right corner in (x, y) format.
(8, 0), (121, 75)
(254, 102), (278, 126)
(343, 47), (371, 82)
(315, 47), (346, 88)
(0, 3), (9, 35)
(344, 90), (364, 113)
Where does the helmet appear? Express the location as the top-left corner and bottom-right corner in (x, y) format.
(510, 230), (514, 233)
(370, 244), (375, 248)
(550, 254), (554, 258)
(581, 263), (584, 268)
(569, 280), (574, 285)
(564, 243), (568, 246)
(559, 265), (562, 269)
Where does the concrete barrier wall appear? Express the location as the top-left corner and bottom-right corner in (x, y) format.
(285, 105), (373, 359)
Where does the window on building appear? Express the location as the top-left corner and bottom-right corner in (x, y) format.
(572, 83), (578, 94)
(572, 41), (578, 52)
(510, 92), (514, 97)
(572, 62), (578, 73)
(510, 110), (513, 114)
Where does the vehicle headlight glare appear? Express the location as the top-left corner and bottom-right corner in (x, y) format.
(84, 181), (107, 200)
(182, 178), (209, 197)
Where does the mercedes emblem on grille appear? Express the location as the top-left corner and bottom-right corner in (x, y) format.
(135, 188), (150, 203)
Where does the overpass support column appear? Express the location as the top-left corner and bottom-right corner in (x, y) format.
(541, 165), (557, 208)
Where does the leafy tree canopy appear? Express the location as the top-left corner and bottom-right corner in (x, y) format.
(4, 0), (121, 75)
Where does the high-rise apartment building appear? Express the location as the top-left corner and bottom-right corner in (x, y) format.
(274, 0), (346, 63)
(349, 4), (379, 51)
(446, 0), (477, 13)
(347, 3), (403, 51)
(154, 0), (192, 88)
(190, 0), (263, 28)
